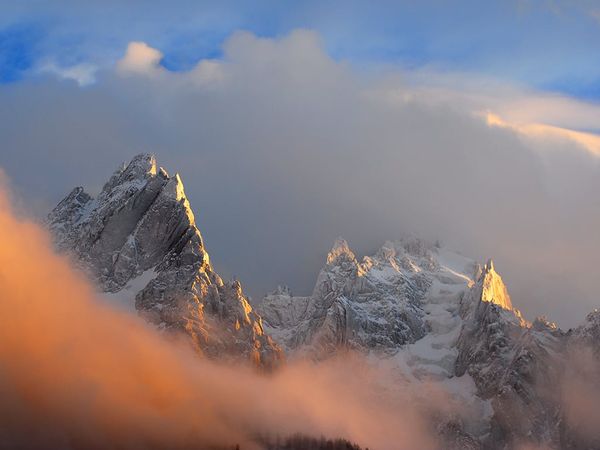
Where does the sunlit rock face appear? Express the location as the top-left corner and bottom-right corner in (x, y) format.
(48, 154), (282, 367)
(475, 259), (514, 311)
(455, 262), (564, 449)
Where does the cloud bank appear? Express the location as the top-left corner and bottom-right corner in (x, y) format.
(0, 30), (599, 327)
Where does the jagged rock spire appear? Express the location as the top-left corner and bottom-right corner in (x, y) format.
(48, 153), (282, 367)
(476, 258), (513, 311)
(326, 236), (356, 265)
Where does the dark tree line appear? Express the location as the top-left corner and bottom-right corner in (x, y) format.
(265, 434), (364, 450)
(227, 434), (366, 450)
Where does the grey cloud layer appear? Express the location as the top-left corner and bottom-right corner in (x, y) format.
(1, 30), (598, 327)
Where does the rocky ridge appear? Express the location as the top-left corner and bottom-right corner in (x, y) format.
(259, 237), (477, 359)
(259, 237), (600, 449)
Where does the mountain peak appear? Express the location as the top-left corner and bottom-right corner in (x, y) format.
(124, 153), (157, 178)
(476, 258), (513, 311)
(326, 237), (356, 265)
(572, 309), (600, 353)
(48, 153), (282, 367)
(585, 308), (600, 323)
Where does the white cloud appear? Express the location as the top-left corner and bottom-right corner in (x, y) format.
(116, 41), (164, 76)
(115, 40), (228, 88)
(485, 112), (600, 156)
(116, 37), (600, 157)
(191, 60), (227, 86)
(372, 69), (600, 156)
(39, 61), (98, 86)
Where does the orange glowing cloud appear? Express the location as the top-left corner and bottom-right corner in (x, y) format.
(0, 184), (439, 450)
(485, 112), (600, 156)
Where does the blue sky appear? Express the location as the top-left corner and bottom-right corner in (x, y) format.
(1, 0), (600, 100)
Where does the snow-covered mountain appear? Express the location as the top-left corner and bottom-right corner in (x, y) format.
(48, 154), (282, 367)
(259, 237), (476, 358)
(258, 237), (600, 449)
(48, 154), (599, 449)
